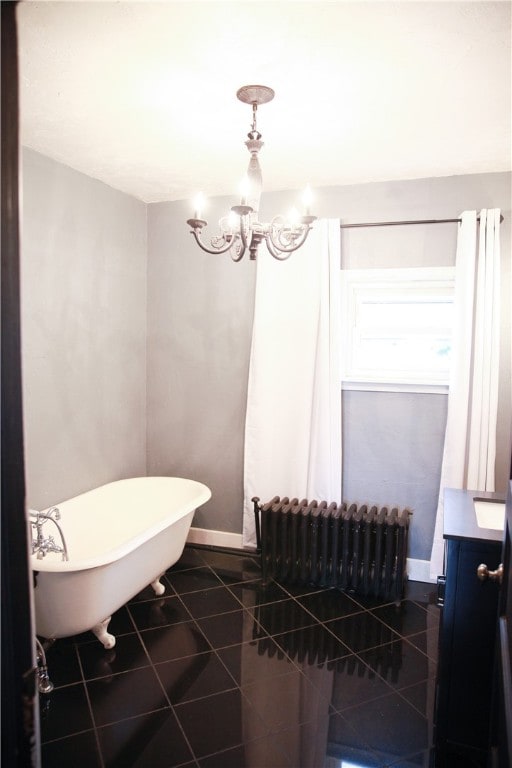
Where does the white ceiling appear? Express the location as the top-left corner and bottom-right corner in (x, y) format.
(17, 0), (511, 204)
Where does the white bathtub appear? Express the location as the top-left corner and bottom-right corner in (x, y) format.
(30, 476), (211, 648)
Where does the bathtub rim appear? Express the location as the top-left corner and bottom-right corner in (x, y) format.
(28, 476), (211, 573)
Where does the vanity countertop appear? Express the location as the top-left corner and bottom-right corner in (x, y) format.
(444, 487), (505, 543)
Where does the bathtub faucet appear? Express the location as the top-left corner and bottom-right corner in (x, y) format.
(29, 508), (69, 561)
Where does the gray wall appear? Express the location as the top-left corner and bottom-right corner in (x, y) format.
(342, 392), (448, 560)
(21, 148), (147, 509)
(146, 197), (256, 534)
(21, 152), (511, 562)
(147, 172), (511, 561)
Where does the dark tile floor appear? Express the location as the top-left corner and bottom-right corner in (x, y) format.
(39, 546), (442, 768)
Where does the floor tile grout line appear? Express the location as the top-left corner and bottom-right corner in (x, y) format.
(258, 633), (323, 675)
(319, 616), (403, 656)
(39, 553), (439, 767)
(75, 660), (155, 686)
(38, 725), (102, 748)
(330, 683), (399, 717)
(195, 611), (277, 653)
(166, 677), (241, 709)
(270, 708), (382, 766)
(192, 686), (278, 760)
(325, 652), (398, 716)
(92, 704), (198, 767)
(122, 605), (205, 766)
(194, 710), (336, 766)
(38, 643), (100, 754)
(213, 633), (306, 683)
(338, 629), (438, 663)
(165, 673), (277, 763)
(401, 631), (440, 663)
(165, 564), (225, 595)
(330, 696), (424, 768)
(91, 703), (172, 733)
(276, 649), (354, 678)
(182, 603), (261, 623)
(224, 581), (293, 611)
(238, 587), (427, 663)
(393, 676), (438, 719)
(295, 587), (365, 609)
(211, 645), (251, 689)
(249, 618), (320, 639)
(261, 582), (413, 631)
(328, 644), (436, 719)
(290, 593), (363, 627)
(73, 646), (106, 768)
(224, 581), (259, 610)
(184, 565), (435, 762)
(41, 640), (87, 691)
(365, 607), (439, 644)
(85, 591), (201, 763)
(269, 621), (353, 663)
(126, 589), (196, 630)
(40, 726), (105, 768)
(243, 663), (338, 720)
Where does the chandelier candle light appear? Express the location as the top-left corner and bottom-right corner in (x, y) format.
(187, 85), (317, 261)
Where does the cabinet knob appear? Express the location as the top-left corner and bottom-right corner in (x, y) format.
(477, 563), (503, 584)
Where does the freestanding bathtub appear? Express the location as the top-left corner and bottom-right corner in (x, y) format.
(30, 476), (211, 648)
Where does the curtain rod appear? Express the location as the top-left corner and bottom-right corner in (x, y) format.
(340, 214), (504, 229)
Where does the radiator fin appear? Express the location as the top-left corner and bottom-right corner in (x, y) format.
(254, 497), (411, 602)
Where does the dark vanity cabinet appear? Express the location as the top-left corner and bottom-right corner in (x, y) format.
(435, 489), (504, 766)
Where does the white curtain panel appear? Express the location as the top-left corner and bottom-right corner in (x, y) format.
(466, 209), (501, 489)
(242, 219), (342, 548)
(430, 209), (501, 579)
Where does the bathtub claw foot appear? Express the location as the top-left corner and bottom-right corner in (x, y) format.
(91, 617), (116, 649)
(150, 576), (166, 596)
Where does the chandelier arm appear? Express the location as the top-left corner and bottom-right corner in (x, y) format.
(229, 239), (246, 262)
(264, 236), (294, 261)
(189, 226), (239, 255)
(267, 222), (313, 254)
(233, 215), (251, 261)
(239, 218), (249, 250)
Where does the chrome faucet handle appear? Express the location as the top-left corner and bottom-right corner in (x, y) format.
(29, 507), (68, 561)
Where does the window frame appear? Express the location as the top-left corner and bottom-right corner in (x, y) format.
(340, 266), (456, 394)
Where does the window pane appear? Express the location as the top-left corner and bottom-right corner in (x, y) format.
(355, 335), (452, 375)
(341, 267), (456, 387)
(359, 300), (453, 333)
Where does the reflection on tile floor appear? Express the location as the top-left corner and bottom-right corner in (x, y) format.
(39, 546), (441, 767)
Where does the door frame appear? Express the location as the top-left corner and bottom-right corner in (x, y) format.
(1, 3), (38, 765)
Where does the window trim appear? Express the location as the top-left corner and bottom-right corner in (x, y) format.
(342, 380), (449, 394)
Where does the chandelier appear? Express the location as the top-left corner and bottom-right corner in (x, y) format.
(186, 85), (317, 261)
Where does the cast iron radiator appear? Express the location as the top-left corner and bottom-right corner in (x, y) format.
(252, 496), (411, 602)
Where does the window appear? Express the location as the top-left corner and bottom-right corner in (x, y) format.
(340, 267), (455, 392)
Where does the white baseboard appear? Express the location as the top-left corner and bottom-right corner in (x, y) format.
(187, 528), (436, 584)
(187, 526), (243, 550)
(407, 558), (436, 583)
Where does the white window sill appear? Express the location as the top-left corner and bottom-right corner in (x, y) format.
(342, 381), (449, 395)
